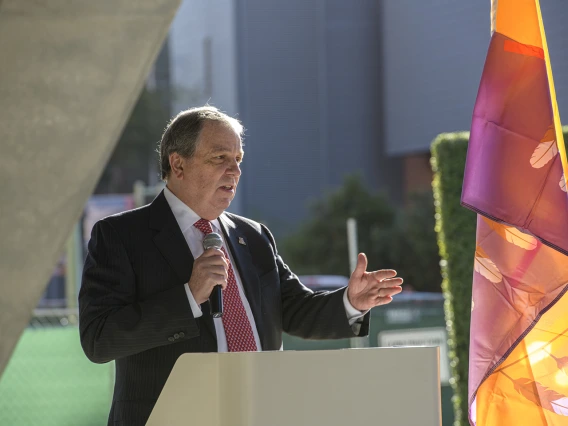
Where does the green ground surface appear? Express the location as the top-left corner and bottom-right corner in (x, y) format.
(1, 298), (453, 425)
(0, 327), (112, 426)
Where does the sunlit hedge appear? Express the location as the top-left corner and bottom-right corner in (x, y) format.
(431, 128), (568, 425)
(431, 133), (476, 426)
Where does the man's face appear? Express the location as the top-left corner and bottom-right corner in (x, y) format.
(176, 121), (243, 219)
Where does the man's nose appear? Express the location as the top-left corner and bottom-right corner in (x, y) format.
(227, 160), (241, 176)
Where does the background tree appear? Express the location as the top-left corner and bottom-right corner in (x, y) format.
(95, 87), (170, 194)
(281, 175), (441, 292)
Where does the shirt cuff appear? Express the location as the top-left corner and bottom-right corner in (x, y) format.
(343, 288), (367, 326)
(184, 283), (203, 318)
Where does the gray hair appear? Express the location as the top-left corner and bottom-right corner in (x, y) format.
(159, 106), (244, 180)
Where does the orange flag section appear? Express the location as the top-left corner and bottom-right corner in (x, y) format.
(503, 40), (544, 60)
(493, 0), (542, 48)
(535, 0), (568, 184)
(481, 217), (538, 250)
(475, 291), (568, 425)
(468, 216), (568, 423)
(494, 0), (567, 177)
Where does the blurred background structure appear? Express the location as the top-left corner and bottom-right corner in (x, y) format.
(1, 1), (568, 425)
(0, 0), (181, 407)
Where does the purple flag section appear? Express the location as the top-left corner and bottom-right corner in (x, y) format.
(461, 32), (568, 255)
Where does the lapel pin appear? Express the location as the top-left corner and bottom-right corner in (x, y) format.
(238, 237), (246, 246)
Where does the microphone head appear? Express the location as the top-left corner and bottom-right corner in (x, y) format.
(203, 232), (223, 250)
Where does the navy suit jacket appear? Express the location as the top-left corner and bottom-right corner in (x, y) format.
(79, 191), (369, 425)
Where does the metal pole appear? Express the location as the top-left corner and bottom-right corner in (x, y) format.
(133, 180), (146, 208)
(347, 218), (358, 273)
(65, 224), (78, 311)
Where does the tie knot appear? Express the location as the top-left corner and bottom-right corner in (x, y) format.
(194, 218), (213, 235)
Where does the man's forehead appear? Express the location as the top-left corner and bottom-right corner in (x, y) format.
(198, 122), (243, 153)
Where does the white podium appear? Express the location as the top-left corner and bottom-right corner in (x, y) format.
(147, 347), (441, 426)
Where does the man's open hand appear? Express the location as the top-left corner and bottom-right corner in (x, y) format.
(346, 253), (403, 311)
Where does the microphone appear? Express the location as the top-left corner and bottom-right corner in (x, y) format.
(202, 232), (224, 318)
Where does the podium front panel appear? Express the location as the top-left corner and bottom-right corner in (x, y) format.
(147, 347), (441, 426)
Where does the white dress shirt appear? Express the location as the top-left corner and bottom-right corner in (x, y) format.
(163, 187), (365, 352)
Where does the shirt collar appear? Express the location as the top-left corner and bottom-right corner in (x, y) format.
(163, 186), (221, 234)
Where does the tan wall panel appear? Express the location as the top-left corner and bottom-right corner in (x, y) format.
(0, 0), (180, 376)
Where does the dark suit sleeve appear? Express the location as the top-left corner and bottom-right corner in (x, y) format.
(260, 224), (370, 340)
(79, 219), (199, 364)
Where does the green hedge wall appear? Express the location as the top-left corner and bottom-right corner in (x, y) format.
(430, 129), (568, 425)
(431, 131), (568, 426)
(430, 133), (476, 426)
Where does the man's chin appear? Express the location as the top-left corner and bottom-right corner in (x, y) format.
(213, 198), (233, 213)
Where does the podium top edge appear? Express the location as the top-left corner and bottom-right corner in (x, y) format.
(177, 346), (439, 358)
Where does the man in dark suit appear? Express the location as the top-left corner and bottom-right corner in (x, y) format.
(79, 106), (403, 425)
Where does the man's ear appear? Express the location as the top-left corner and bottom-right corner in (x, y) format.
(169, 153), (184, 179)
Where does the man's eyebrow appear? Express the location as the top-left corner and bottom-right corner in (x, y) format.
(207, 145), (230, 153)
(207, 145), (245, 155)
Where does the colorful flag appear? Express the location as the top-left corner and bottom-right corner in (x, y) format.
(462, 0), (568, 424)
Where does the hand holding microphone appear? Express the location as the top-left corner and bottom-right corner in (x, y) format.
(202, 233), (224, 317)
(187, 232), (227, 317)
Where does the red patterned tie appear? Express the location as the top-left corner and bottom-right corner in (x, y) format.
(194, 218), (258, 352)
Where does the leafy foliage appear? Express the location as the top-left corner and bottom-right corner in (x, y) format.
(431, 128), (568, 425)
(95, 88), (169, 194)
(281, 175), (442, 292)
(393, 190), (442, 292)
(430, 132), (476, 426)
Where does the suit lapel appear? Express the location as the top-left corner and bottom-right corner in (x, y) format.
(219, 214), (265, 347)
(149, 191), (216, 339)
(150, 191), (194, 281)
